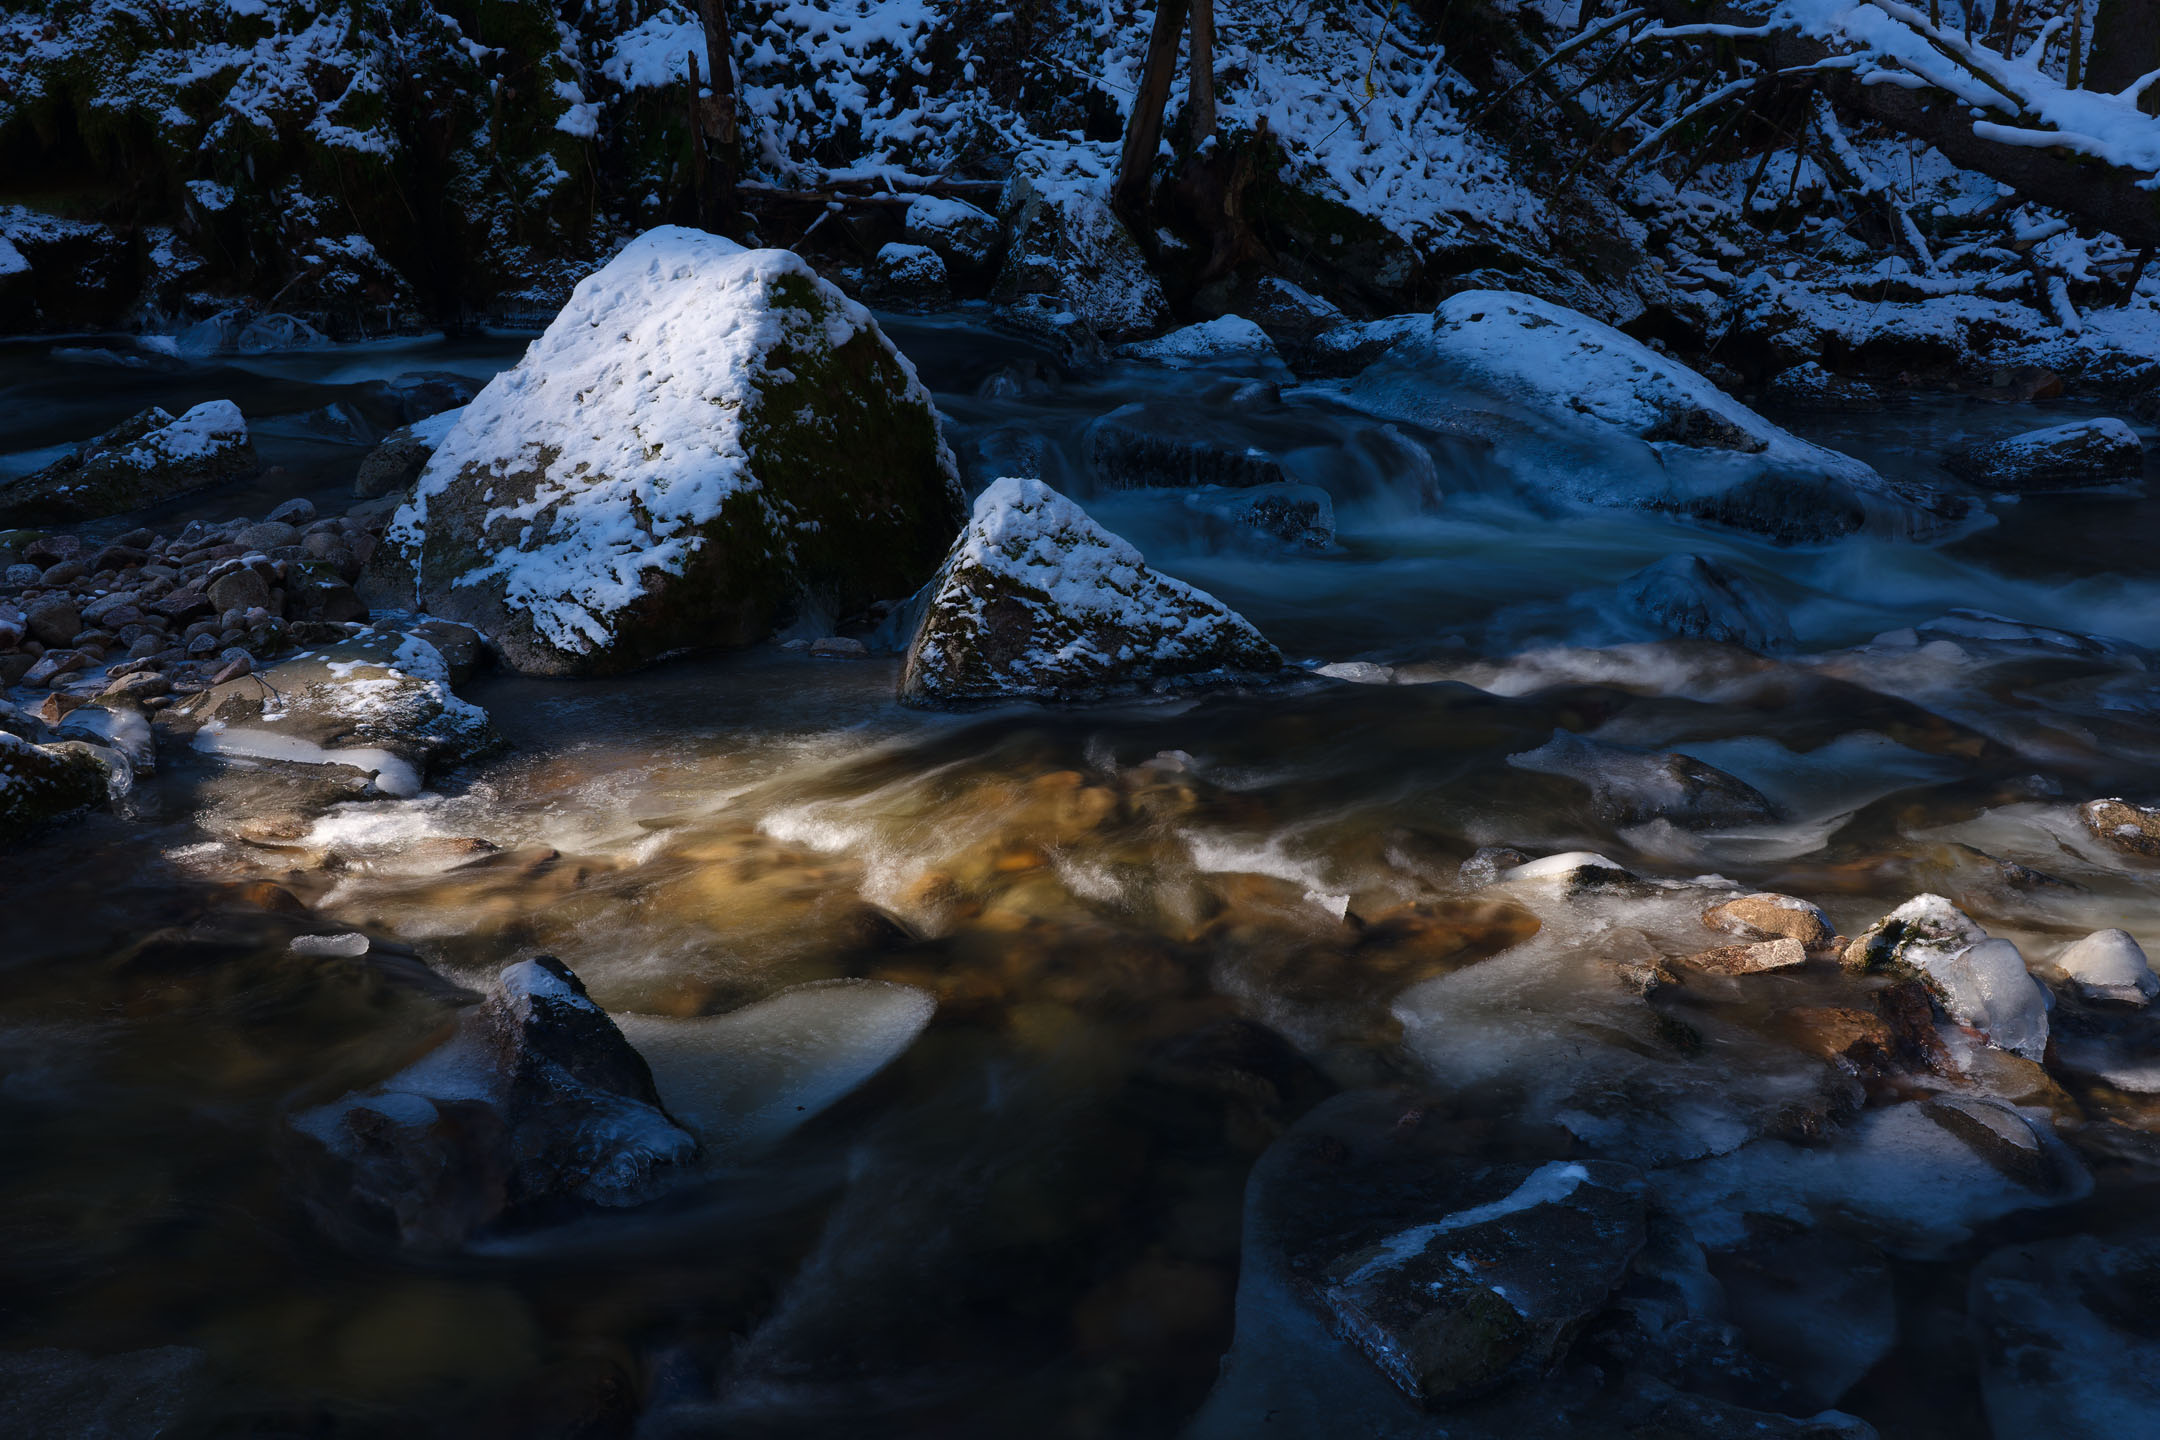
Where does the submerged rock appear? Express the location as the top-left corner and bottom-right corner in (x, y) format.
(162, 621), (498, 800)
(0, 731), (113, 843)
(2080, 797), (2160, 858)
(1678, 938), (1807, 976)
(1703, 892), (1834, 949)
(1506, 729), (1779, 829)
(1619, 553), (1794, 651)
(0, 401), (255, 525)
(1083, 401), (1289, 490)
(1346, 291), (1973, 544)
(292, 956), (696, 1251)
(1184, 483), (1335, 550)
(2049, 929), (2159, 1005)
(1970, 1234), (2160, 1440)
(381, 227), (965, 676)
(899, 476), (1281, 705)
(1842, 896), (2048, 1060)
(1944, 418), (2144, 492)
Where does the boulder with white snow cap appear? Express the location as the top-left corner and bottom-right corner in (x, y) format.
(899, 476), (1282, 705)
(161, 621), (499, 801)
(868, 242), (949, 307)
(290, 955), (696, 1251)
(0, 401), (255, 526)
(901, 194), (1000, 274)
(1345, 291), (1974, 544)
(1761, 361), (1882, 412)
(1944, 418), (2144, 492)
(1842, 895), (2048, 1060)
(993, 170), (1170, 340)
(1619, 553), (1794, 652)
(380, 227), (966, 676)
(1507, 729), (1779, 829)
(1116, 315), (1285, 370)
(2049, 929), (2159, 1005)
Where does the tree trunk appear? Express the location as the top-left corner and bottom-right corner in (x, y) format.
(1114, 0), (1192, 220)
(2087, 0), (2160, 115)
(693, 0), (739, 234)
(1189, 0), (1218, 142)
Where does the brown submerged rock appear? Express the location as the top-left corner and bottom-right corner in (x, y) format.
(2080, 797), (2160, 858)
(1703, 892), (1835, 949)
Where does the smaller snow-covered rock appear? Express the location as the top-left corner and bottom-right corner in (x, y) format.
(1116, 315), (1283, 370)
(1703, 892), (1833, 949)
(993, 172), (1170, 341)
(1507, 729), (1778, 829)
(1183, 483), (1334, 551)
(291, 955), (695, 1251)
(1842, 897), (2048, 1060)
(1619, 552), (1794, 651)
(869, 242), (950, 307)
(2079, 797), (2160, 858)
(0, 401), (255, 525)
(899, 476), (1281, 705)
(1495, 849), (1637, 894)
(902, 194), (999, 272)
(1762, 362), (1883, 412)
(1944, 418), (2144, 492)
(2049, 929), (2158, 1005)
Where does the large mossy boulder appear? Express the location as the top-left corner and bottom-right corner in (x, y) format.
(381, 227), (966, 676)
(0, 401), (255, 526)
(899, 476), (1282, 705)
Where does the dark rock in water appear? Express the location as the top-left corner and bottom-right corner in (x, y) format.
(1666, 469), (1975, 547)
(1762, 362), (1883, 413)
(1084, 401), (1288, 490)
(1184, 482), (1335, 550)
(0, 732), (113, 843)
(974, 358), (1059, 401)
(291, 956), (695, 1251)
(1970, 1233), (2160, 1440)
(1944, 418), (2144, 492)
(899, 477), (1281, 705)
(353, 422), (439, 498)
(1620, 553), (1794, 651)
(1309, 1156), (1646, 1406)
(381, 369), (482, 424)
(989, 293), (1107, 373)
(0, 401), (256, 525)
(1237, 274), (1350, 356)
(1507, 729), (1779, 829)
(2081, 797), (2160, 858)
(0, 1345), (209, 1439)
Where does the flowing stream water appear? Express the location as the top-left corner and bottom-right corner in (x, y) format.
(3, 315), (2159, 1438)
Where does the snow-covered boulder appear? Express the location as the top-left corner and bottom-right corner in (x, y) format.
(1344, 291), (1974, 544)
(1944, 418), (2144, 492)
(1761, 361), (1882, 412)
(902, 194), (1000, 273)
(993, 171), (1169, 341)
(1618, 552), (1794, 651)
(899, 476), (1282, 705)
(382, 228), (966, 676)
(868, 241), (949, 307)
(2048, 929), (2158, 1005)
(163, 622), (498, 801)
(0, 401), (255, 526)
(1842, 896), (2048, 1060)
(1116, 315), (1284, 370)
